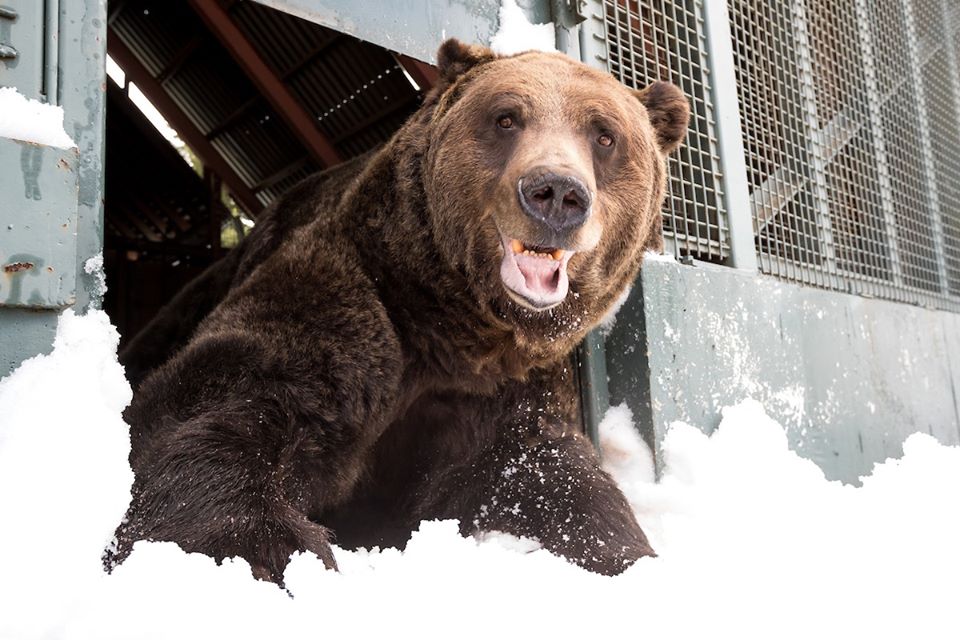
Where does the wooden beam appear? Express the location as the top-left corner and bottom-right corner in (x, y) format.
(117, 196), (165, 242)
(281, 34), (341, 81)
(332, 92), (419, 145)
(394, 54), (439, 91)
(252, 156), (311, 193)
(204, 94), (261, 141)
(107, 30), (264, 216)
(107, 0), (128, 26)
(188, 0), (342, 168)
(158, 35), (205, 85)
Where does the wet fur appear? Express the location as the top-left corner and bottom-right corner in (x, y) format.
(111, 41), (689, 583)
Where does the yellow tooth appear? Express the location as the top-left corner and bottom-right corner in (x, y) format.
(511, 239), (524, 254)
(551, 249), (566, 260)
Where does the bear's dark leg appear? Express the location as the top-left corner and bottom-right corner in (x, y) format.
(410, 368), (654, 575)
(111, 407), (338, 583)
(112, 242), (404, 584)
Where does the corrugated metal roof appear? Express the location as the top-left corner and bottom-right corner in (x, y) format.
(109, 0), (423, 212)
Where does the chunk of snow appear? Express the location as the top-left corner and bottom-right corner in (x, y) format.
(489, 0), (557, 55)
(1, 311), (959, 639)
(597, 285), (632, 335)
(0, 87), (76, 149)
(0, 310), (131, 639)
(84, 253), (108, 298)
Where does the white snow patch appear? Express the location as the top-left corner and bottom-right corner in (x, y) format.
(1, 313), (960, 638)
(0, 310), (132, 639)
(598, 284), (631, 335)
(0, 87), (76, 149)
(643, 250), (677, 263)
(84, 253), (108, 298)
(489, 0), (557, 55)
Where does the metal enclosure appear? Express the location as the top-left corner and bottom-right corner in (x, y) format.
(578, 0), (960, 482)
(1, 0), (107, 374)
(1, 0), (958, 485)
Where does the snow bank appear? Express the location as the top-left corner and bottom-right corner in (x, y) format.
(1, 311), (959, 639)
(489, 0), (557, 55)
(0, 87), (76, 149)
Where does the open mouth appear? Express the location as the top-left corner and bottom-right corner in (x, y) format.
(499, 234), (575, 310)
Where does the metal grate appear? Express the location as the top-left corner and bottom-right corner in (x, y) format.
(730, 0), (960, 310)
(599, 0), (728, 263)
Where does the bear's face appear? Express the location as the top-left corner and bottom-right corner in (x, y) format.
(423, 41), (688, 344)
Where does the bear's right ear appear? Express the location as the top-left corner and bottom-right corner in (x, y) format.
(436, 39), (497, 82)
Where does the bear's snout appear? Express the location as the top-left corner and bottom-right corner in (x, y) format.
(518, 170), (592, 235)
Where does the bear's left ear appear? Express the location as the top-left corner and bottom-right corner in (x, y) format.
(635, 82), (690, 154)
(436, 38), (497, 82)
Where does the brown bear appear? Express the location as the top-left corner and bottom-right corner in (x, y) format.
(109, 39), (689, 583)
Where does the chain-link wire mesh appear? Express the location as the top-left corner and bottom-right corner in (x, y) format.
(599, 0), (728, 263)
(729, 0), (960, 310)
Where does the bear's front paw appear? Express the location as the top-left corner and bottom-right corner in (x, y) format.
(574, 537), (656, 576)
(246, 518), (338, 584)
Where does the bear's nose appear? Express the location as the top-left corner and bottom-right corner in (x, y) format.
(518, 171), (592, 233)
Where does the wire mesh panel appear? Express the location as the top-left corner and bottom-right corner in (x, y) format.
(729, 0), (960, 310)
(599, 0), (728, 263)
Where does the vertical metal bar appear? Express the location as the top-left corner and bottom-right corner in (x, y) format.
(902, 0), (949, 295)
(43, 0), (59, 104)
(943, 2), (960, 132)
(791, 0), (839, 279)
(577, 329), (609, 448)
(854, 0), (903, 290)
(574, 0), (611, 448)
(578, 0), (608, 69)
(935, 0), (960, 300)
(702, 0), (757, 271)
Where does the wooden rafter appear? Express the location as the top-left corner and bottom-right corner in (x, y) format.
(107, 30), (264, 216)
(394, 54), (439, 92)
(204, 94), (261, 141)
(158, 35), (205, 85)
(253, 156), (311, 193)
(281, 34), (341, 81)
(188, 0), (343, 169)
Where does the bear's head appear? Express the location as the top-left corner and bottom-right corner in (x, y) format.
(420, 39), (688, 347)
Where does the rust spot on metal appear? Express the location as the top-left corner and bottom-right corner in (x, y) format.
(3, 262), (34, 273)
(46, 266), (54, 273)
(58, 158), (71, 170)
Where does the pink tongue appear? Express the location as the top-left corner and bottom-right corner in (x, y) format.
(515, 254), (560, 294)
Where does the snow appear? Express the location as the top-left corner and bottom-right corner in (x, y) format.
(1, 310), (959, 639)
(84, 253), (108, 299)
(0, 87), (76, 149)
(489, 0), (557, 56)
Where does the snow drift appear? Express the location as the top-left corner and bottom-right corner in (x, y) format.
(1, 310), (958, 639)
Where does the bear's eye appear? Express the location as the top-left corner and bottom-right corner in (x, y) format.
(497, 115), (515, 130)
(597, 133), (614, 147)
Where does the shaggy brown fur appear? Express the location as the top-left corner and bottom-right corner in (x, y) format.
(119, 152), (371, 388)
(110, 40), (689, 583)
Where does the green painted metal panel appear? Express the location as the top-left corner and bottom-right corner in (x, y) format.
(0, 139), (79, 308)
(0, 2), (45, 100)
(615, 258), (960, 484)
(0, 0), (106, 377)
(251, 0), (551, 61)
(58, 0), (107, 313)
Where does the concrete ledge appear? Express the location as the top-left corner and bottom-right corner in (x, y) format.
(606, 257), (960, 484)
